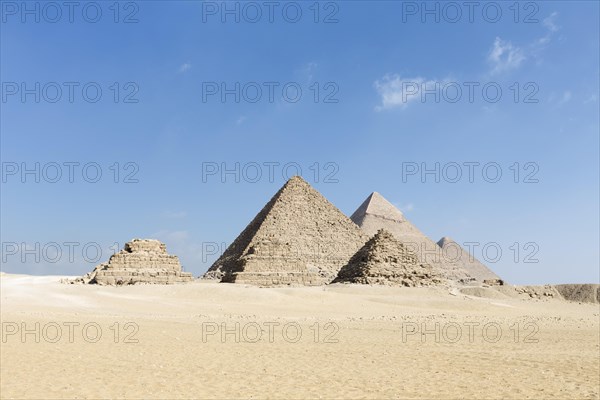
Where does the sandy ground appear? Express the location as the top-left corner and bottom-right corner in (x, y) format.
(1, 273), (598, 399)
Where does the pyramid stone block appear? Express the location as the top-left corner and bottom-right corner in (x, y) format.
(73, 239), (193, 285)
(204, 176), (369, 285)
(351, 192), (474, 284)
(334, 229), (444, 286)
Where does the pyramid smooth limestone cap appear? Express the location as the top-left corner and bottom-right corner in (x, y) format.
(351, 191), (405, 222)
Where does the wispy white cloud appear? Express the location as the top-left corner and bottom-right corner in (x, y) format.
(487, 12), (560, 74)
(236, 116), (247, 125)
(376, 13), (562, 110)
(487, 37), (525, 75)
(534, 12), (561, 48)
(374, 74), (441, 111)
(296, 62), (318, 83)
(558, 91), (572, 105)
(543, 12), (560, 33)
(548, 90), (573, 107)
(584, 94), (598, 104)
(178, 62), (192, 73)
(394, 202), (414, 212)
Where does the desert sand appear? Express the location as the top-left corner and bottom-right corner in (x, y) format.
(1, 273), (598, 399)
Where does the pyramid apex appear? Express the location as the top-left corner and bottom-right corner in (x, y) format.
(371, 229), (397, 243)
(367, 191), (386, 201)
(351, 191), (405, 223)
(279, 175), (314, 193)
(284, 175), (310, 185)
(205, 172), (367, 285)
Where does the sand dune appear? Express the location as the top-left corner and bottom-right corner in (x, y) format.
(1, 273), (598, 399)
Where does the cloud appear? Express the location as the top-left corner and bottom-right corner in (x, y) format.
(376, 13), (561, 108)
(559, 91), (572, 105)
(543, 12), (560, 33)
(297, 62), (318, 83)
(548, 90), (572, 106)
(374, 74), (440, 110)
(236, 116), (247, 125)
(487, 14), (560, 74)
(178, 62), (192, 73)
(394, 202), (414, 212)
(534, 12), (561, 48)
(547, 90), (573, 107)
(487, 37), (525, 75)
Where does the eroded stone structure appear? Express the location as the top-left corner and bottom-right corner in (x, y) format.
(74, 239), (193, 285)
(351, 192), (475, 284)
(204, 176), (369, 286)
(334, 229), (444, 286)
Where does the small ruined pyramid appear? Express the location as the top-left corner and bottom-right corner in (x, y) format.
(437, 236), (503, 285)
(334, 229), (444, 286)
(351, 192), (474, 283)
(73, 239), (193, 285)
(204, 176), (369, 286)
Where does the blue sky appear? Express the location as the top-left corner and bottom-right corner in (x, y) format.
(1, 0), (598, 284)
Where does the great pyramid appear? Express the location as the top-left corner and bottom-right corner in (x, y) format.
(350, 192), (474, 284)
(437, 236), (503, 285)
(71, 239), (194, 285)
(334, 229), (444, 286)
(204, 176), (369, 286)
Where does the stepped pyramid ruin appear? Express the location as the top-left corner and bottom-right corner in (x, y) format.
(204, 176), (369, 286)
(334, 229), (444, 286)
(73, 239), (194, 285)
(350, 192), (474, 284)
(437, 236), (503, 285)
